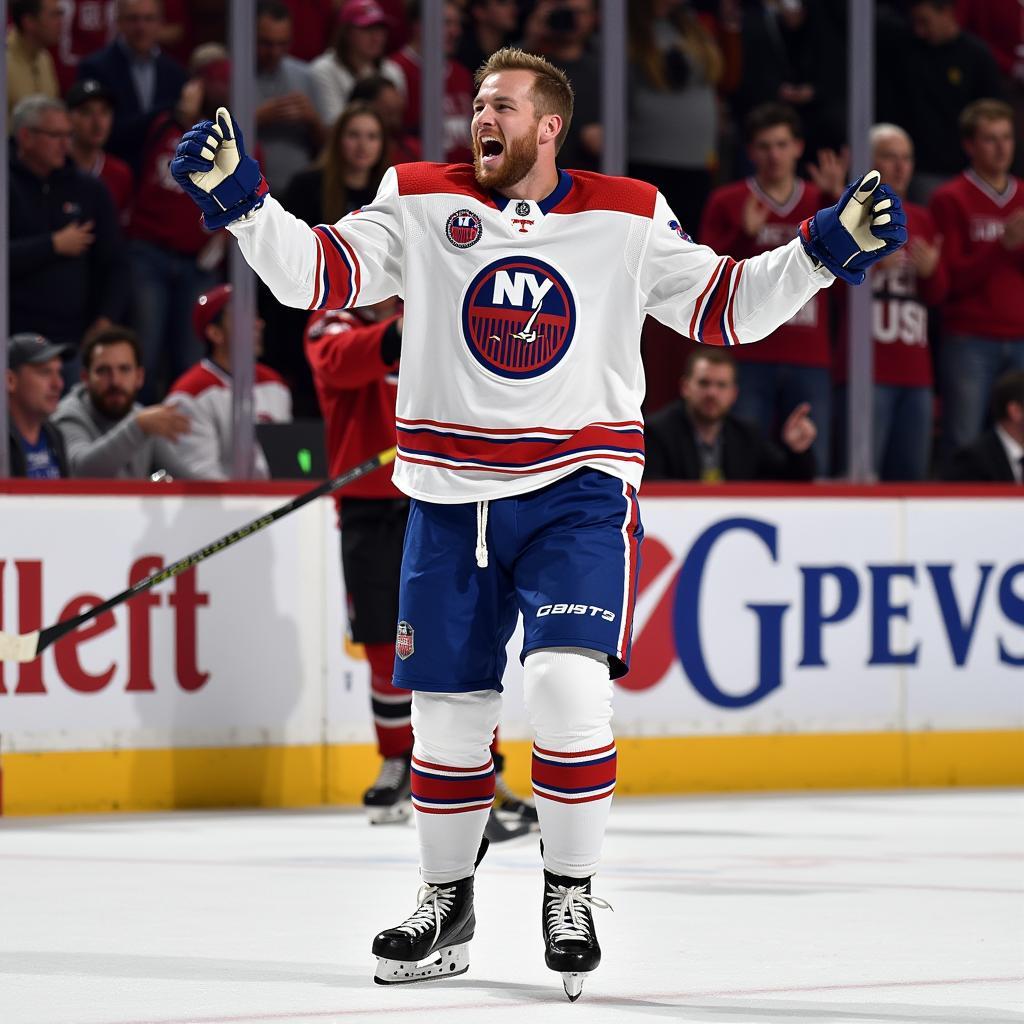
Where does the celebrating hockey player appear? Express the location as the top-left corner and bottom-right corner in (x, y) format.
(171, 48), (906, 1002)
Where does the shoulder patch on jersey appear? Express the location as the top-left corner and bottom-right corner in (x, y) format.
(446, 208), (483, 248)
(551, 170), (657, 218)
(668, 220), (692, 242)
(396, 162), (494, 205)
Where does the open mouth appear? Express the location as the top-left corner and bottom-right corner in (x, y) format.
(479, 136), (505, 165)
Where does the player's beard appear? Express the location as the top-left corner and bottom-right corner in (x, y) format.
(473, 128), (539, 191)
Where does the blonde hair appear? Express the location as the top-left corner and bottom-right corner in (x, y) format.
(474, 47), (574, 154)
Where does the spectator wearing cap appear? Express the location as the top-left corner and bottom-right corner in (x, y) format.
(126, 44), (231, 402)
(311, 0), (404, 128)
(77, 0), (188, 168)
(390, 0), (474, 163)
(9, 95), (129, 372)
(7, 0), (62, 113)
(166, 286), (292, 480)
(52, 325), (196, 479)
(255, 0), (325, 193)
(944, 369), (1024, 482)
(67, 79), (135, 218)
(6, 333), (71, 479)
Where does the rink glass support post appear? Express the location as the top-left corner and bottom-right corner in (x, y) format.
(228, 0), (258, 479)
(847, 0), (876, 483)
(600, 0), (627, 177)
(421, 0), (445, 163)
(0, 0), (9, 478)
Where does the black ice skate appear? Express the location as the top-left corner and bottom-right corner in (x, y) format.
(372, 838), (489, 985)
(484, 772), (539, 843)
(363, 752), (411, 824)
(541, 868), (613, 1002)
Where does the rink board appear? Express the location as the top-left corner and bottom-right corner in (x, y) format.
(0, 483), (1021, 814)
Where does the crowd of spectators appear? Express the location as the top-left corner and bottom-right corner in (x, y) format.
(6, 0), (1024, 485)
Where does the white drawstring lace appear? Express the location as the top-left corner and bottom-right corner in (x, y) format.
(372, 756), (408, 790)
(475, 500), (489, 568)
(546, 883), (613, 943)
(395, 883), (457, 944)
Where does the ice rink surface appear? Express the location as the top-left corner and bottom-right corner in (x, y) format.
(1, 790), (1022, 1024)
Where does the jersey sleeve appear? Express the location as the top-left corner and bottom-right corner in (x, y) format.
(640, 191), (833, 346)
(227, 166), (405, 312)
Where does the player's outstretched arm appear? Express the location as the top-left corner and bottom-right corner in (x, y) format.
(171, 107), (403, 312)
(799, 170), (908, 284)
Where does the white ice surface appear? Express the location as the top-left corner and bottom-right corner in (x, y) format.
(1, 791), (1022, 1024)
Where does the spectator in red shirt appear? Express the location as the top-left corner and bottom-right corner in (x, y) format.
(834, 123), (948, 481)
(930, 98), (1024, 462)
(389, 0), (475, 163)
(304, 302), (536, 838)
(126, 45), (229, 401)
(699, 102), (846, 475)
(51, 0), (117, 94)
(66, 78), (133, 219)
(281, 0), (336, 63)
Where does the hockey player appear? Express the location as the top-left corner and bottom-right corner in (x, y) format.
(303, 300), (537, 839)
(171, 47), (905, 1001)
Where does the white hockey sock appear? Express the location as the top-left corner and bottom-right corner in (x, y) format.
(524, 648), (616, 879)
(411, 689), (501, 885)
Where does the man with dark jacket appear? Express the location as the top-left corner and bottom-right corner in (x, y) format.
(8, 95), (129, 365)
(944, 369), (1024, 482)
(644, 348), (818, 482)
(6, 332), (70, 478)
(77, 0), (186, 166)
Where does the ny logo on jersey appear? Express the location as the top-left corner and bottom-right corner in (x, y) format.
(461, 257), (577, 380)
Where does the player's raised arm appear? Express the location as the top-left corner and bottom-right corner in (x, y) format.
(642, 171), (907, 346)
(170, 107), (403, 311)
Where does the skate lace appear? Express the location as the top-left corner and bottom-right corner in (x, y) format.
(373, 756), (408, 790)
(546, 883), (613, 944)
(494, 772), (532, 808)
(395, 884), (457, 943)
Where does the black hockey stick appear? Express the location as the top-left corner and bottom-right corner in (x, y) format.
(0, 447), (397, 663)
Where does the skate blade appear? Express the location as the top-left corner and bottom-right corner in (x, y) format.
(373, 943), (470, 985)
(366, 800), (411, 825)
(562, 971), (589, 1002)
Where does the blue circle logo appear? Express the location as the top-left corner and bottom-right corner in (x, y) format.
(460, 256), (576, 380)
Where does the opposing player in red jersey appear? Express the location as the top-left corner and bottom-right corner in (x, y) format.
(303, 301), (537, 838)
(930, 98), (1024, 461)
(834, 124), (948, 480)
(700, 103), (846, 475)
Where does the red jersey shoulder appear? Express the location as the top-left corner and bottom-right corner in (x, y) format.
(168, 362), (223, 397)
(707, 179), (751, 210)
(255, 362), (287, 386)
(553, 170), (657, 218)
(395, 162), (491, 204)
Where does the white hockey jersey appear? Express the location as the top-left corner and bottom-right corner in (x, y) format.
(228, 163), (834, 502)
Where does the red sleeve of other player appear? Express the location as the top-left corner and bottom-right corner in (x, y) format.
(304, 310), (401, 392)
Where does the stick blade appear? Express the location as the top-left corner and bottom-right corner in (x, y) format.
(0, 630), (41, 663)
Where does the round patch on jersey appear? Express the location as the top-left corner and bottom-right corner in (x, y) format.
(461, 256), (577, 381)
(446, 209), (483, 249)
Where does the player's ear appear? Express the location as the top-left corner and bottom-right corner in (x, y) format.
(541, 113), (562, 145)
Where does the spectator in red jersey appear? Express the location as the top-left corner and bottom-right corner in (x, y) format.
(255, 0), (325, 193)
(644, 348), (817, 482)
(9, 95), (129, 376)
(7, 0), (62, 113)
(50, 0), (117, 94)
(834, 124), (948, 481)
(349, 73), (422, 164)
(944, 369), (1024, 482)
(167, 285), (293, 480)
(126, 45), (229, 401)
(310, 0), (404, 129)
(699, 102), (846, 476)
(458, 0), (519, 78)
(930, 98), (1024, 463)
(281, 0), (336, 63)
(66, 79), (133, 219)
(77, 0), (187, 168)
(389, 0), (475, 163)
(6, 333), (71, 479)
(304, 303), (537, 838)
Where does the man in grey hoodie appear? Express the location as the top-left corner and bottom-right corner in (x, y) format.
(53, 325), (196, 478)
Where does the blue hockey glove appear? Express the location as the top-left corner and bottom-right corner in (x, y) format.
(170, 106), (268, 230)
(799, 170), (907, 284)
